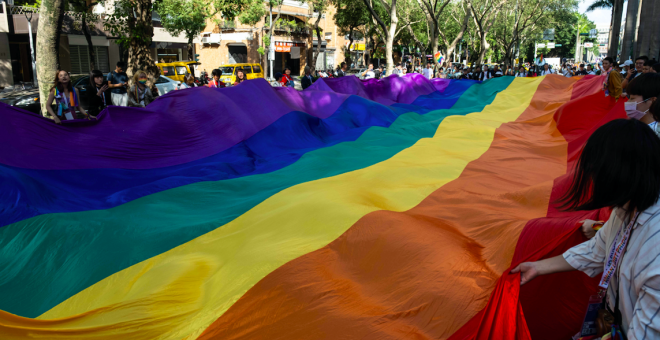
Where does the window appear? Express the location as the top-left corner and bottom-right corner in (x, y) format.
(161, 66), (175, 76)
(220, 67), (234, 74)
(253, 65), (262, 73)
(175, 66), (188, 75)
(239, 66), (252, 74)
(69, 46), (111, 74)
(156, 76), (170, 84)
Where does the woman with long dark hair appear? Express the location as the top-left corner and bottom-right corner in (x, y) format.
(233, 68), (247, 86)
(46, 70), (95, 124)
(512, 119), (660, 339)
(86, 69), (110, 116)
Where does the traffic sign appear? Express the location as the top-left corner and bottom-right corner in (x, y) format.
(556, 44), (562, 46)
(580, 33), (589, 36)
(584, 42), (594, 48)
(537, 43), (546, 48)
(547, 42), (555, 48)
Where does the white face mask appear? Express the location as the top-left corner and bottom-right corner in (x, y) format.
(624, 98), (651, 120)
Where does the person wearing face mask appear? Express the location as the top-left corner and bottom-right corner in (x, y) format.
(127, 70), (155, 107)
(601, 57), (623, 99)
(625, 73), (660, 137)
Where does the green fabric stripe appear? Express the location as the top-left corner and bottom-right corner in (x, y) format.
(0, 77), (514, 318)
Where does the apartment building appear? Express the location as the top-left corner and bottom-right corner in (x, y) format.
(196, 0), (351, 77)
(0, 0), (194, 88)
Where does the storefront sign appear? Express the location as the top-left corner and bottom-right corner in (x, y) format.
(274, 41), (305, 53)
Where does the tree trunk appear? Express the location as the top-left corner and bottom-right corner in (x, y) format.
(607, 0), (624, 57)
(621, 0), (640, 61)
(187, 37), (194, 61)
(81, 15), (96, 72)
(36, 0), (66, 115)
(310, 10), (323, 74)
(636, 0), (654, 58)
(646, 1), (660, 60)
(441, 6), (471, 66)
(385, 0), (398, 75)
(477, 33), (489, 65)
(430, 30), (439, 68)
(126, 0), (155, 77)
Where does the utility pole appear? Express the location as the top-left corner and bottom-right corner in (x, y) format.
(574, 23), (580, 62)
(268, 3), (274, 79)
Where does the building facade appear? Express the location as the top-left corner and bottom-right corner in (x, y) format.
(0, 0), (196, 88)
(195, 0), (349, 77)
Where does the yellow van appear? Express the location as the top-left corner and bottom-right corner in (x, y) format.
(217, 63), (264, 84)
(158, 61), (201, 82)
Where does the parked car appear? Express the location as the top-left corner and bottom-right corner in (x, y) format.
(0, 75), (179, 115)
(157, 61), (201, 82)
(217, 63), (264, 85)
(152, 75), (180, 95)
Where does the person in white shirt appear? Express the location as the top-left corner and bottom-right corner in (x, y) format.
(513, 118), (660, 340)
(271, 73), (283, 87)
(540, 64), (554, 76)
(562, 64), (573, 77)
(515, 65), (527, 77)
(178, 74), (197, 89)
(362, 64), (376, 80)
(422, 63), (434, 79)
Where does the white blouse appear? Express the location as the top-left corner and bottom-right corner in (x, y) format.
(564, 203), (660, 338)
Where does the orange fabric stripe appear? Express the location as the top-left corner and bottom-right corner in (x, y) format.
(197, 76), (578, 340)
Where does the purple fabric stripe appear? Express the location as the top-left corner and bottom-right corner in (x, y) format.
(0, 74), (448, 170)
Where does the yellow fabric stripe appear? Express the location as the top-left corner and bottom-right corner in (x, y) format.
(6, 77), (542, 340)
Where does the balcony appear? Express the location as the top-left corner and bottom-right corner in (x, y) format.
(219, 20), (235, 31)
(269, 24), (310, 37)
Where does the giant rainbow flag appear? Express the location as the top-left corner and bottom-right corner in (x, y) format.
(0, 73), (625, 339)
